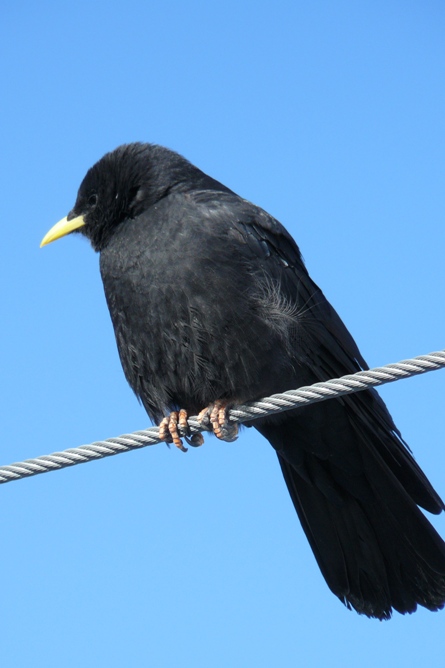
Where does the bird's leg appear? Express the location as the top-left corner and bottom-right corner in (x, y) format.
(198, 400), (239, 442)
(158, 409), (204, 451)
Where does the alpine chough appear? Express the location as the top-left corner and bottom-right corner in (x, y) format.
(41, 142), (445, 619)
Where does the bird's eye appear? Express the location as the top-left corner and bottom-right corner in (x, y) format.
(88, 194), (98, 207)
(129, 185), (141, 202)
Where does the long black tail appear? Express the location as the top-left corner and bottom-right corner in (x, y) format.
(256, 389), (445, 620)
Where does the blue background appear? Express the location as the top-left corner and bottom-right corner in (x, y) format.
(1, 1), (445, 665)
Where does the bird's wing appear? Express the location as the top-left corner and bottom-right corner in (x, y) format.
(193, 189), (368, 379)
(190, 190), (443, 513)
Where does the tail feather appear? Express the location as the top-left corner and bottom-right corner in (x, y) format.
(257, 394), (445, 620)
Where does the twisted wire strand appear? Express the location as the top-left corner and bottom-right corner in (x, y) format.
(1, 349), (444, 485)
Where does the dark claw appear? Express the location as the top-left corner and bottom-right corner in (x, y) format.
(216, 420), (239, 442)
(185, 433), (205, 447)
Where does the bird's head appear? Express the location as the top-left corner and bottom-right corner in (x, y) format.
(40, 142), (201, 252)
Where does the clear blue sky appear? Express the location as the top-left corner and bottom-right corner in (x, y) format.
(2, 1), (445, 666)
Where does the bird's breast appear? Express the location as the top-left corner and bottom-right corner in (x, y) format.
(99, 209), (300, 419)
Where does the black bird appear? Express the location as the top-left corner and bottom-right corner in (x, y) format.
(41, 142), (445, 619)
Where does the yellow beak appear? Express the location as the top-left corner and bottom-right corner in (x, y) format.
(40, 214), (86, 248)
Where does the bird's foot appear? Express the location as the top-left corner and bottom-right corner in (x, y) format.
(158, 409), (204, 452)
(197, 400), (239, 442)
(159, 410), (188, 452)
